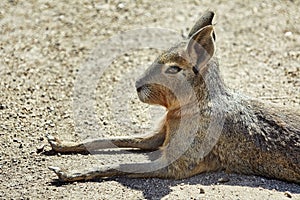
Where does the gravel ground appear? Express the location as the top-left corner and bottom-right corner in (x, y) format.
(0, 0), (299, 199)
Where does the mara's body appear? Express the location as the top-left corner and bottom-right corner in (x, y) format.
(47, 11), (300, 183)
(219, 97), (300, 183)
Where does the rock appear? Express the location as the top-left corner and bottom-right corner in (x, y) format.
(284, 31), (293, 38)
(13, 138), (21, 143)
(218, 177), (230, 183)
(117, 3), (125, 9)
(36, 144), (45, 153)
(0, 104), (6, 110)
(284, 191), (292, 198)
(199, 187), (205, 194)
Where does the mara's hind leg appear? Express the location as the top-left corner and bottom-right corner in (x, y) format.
(49, 159), (175, 182)
(46, 130), (165, 153)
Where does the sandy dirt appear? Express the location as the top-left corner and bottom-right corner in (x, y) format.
(0, 0), (299, 199)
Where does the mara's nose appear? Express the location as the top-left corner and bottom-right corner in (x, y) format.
(135, 79), (143, 90)
(136, 86), (143, 93)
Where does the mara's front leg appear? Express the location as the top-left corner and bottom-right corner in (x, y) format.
(49, 158), (172, 182)
(46, 130), (166, 153)
(48, 152), (217, 182)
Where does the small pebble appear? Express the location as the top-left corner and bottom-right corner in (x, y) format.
(284, 31), (293, 38)
(0, 104), (6, 110)
(199, 188), (205, 194)
(284, 191), (292, 198)
(218, 177), (230, 183)
(117, 3), (125, 9)
(36, 144), (45, 153)
(13, 138), (20, 143)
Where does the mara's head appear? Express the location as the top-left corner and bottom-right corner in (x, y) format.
(136, 11), (218, 110)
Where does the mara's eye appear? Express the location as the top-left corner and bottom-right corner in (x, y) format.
(165, 66), (182, 74)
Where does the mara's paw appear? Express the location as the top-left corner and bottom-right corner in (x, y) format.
(49, 166), (69, 182)
(46, 134), (63, 152)
(46, 134), (87, 153)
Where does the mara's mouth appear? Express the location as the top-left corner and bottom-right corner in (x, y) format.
(136, 84), (185, 109)
(136, 85), (152, 103)
(136, 84), (172, 108)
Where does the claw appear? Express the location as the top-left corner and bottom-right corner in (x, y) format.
(46, 134), (58, 144)
(49, 166), (61, 173)
(49, 166), (68, 181)
(46, 134), (61, 151)
(46, 134), (55, 141)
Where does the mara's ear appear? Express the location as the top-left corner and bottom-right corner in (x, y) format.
(188, 11), (215, 38)
(186, 25), (215, 72)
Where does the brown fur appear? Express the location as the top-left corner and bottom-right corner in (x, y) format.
(47, 11), (300, 183)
